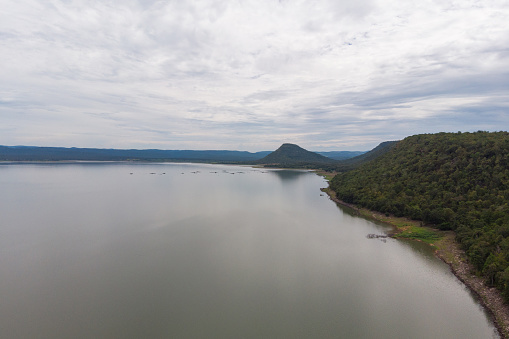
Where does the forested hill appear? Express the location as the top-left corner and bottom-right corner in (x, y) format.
(332, 141), (397, 172)
(330, 131), (509, 300)
(253, 143), (335, 167)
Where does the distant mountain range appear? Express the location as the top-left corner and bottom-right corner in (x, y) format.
(318, 151), (365, 160)
(332, 141), (398, 172)
(0, 146), (268, 162)
(0, 145), (364, 163)
(251, 142), (397, 170)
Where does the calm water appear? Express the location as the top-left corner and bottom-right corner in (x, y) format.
(0, 163), (498, 338)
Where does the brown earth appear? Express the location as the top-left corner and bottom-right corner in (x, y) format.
(435, 233), (509, 339)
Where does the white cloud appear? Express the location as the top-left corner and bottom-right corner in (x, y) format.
(1, 0), (508, 151)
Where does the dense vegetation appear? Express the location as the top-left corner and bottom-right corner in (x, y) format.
(330, 131), (509, 300)
(331, 141), (397, 172)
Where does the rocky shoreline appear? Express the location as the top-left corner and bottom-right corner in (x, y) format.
(321, 186), (509, 338)
(434, 234), (509, 339)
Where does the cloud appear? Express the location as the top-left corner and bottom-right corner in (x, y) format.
(0, 0), (508, 151)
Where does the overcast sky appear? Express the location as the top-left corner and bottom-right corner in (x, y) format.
(1, 0), (508, 151)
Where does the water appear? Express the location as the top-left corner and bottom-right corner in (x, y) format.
(0, 162), (499, 338)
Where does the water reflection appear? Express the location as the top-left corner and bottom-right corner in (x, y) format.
(267, 169), (310, 181)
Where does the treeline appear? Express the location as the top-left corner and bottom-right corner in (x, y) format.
(330, 131), (509, 300)
(0, 146), (271, 162)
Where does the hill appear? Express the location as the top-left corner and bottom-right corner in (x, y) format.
(253, 143), (335, 167)
(317, 151), (365, 160)
(330, 131), (509, 300)
(331, 141), (397, 172)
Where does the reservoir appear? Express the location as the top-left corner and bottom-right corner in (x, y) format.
(0, 163), (499, 338)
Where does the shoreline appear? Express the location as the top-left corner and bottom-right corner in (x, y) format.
(319, 183), (509, 338)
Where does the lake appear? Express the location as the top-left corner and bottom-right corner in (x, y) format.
(0, 162), (499, 338)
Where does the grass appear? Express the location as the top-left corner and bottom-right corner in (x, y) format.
(355, 208), (443, 245)
(314, 170), (337, 181)
(393, 225), (443, 244)
(318, 177), (509, 337)
(315, 170), (444, 246)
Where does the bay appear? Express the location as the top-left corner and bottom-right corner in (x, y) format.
(0, 162), (498, 338)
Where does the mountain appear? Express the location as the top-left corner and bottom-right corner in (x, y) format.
(330, 131), (509, 300)
(317, 151), (365, 160)
(0, 146), (271, 162)
(332, 141), (398, 172)
(253, 143), (335, 167)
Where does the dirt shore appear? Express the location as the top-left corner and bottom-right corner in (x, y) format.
(320, 185), (509, 338)
(434, 234), (509, 339)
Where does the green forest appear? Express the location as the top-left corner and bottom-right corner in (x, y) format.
(330, 131), (509, 300)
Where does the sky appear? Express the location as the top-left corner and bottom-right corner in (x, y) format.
(1, 0), (508, 152)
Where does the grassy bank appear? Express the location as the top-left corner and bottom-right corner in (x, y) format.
(319, 173), (509, 338)
(319, 182), (444, 245)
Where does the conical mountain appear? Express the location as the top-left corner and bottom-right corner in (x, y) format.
(254, 143), (334, 166)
